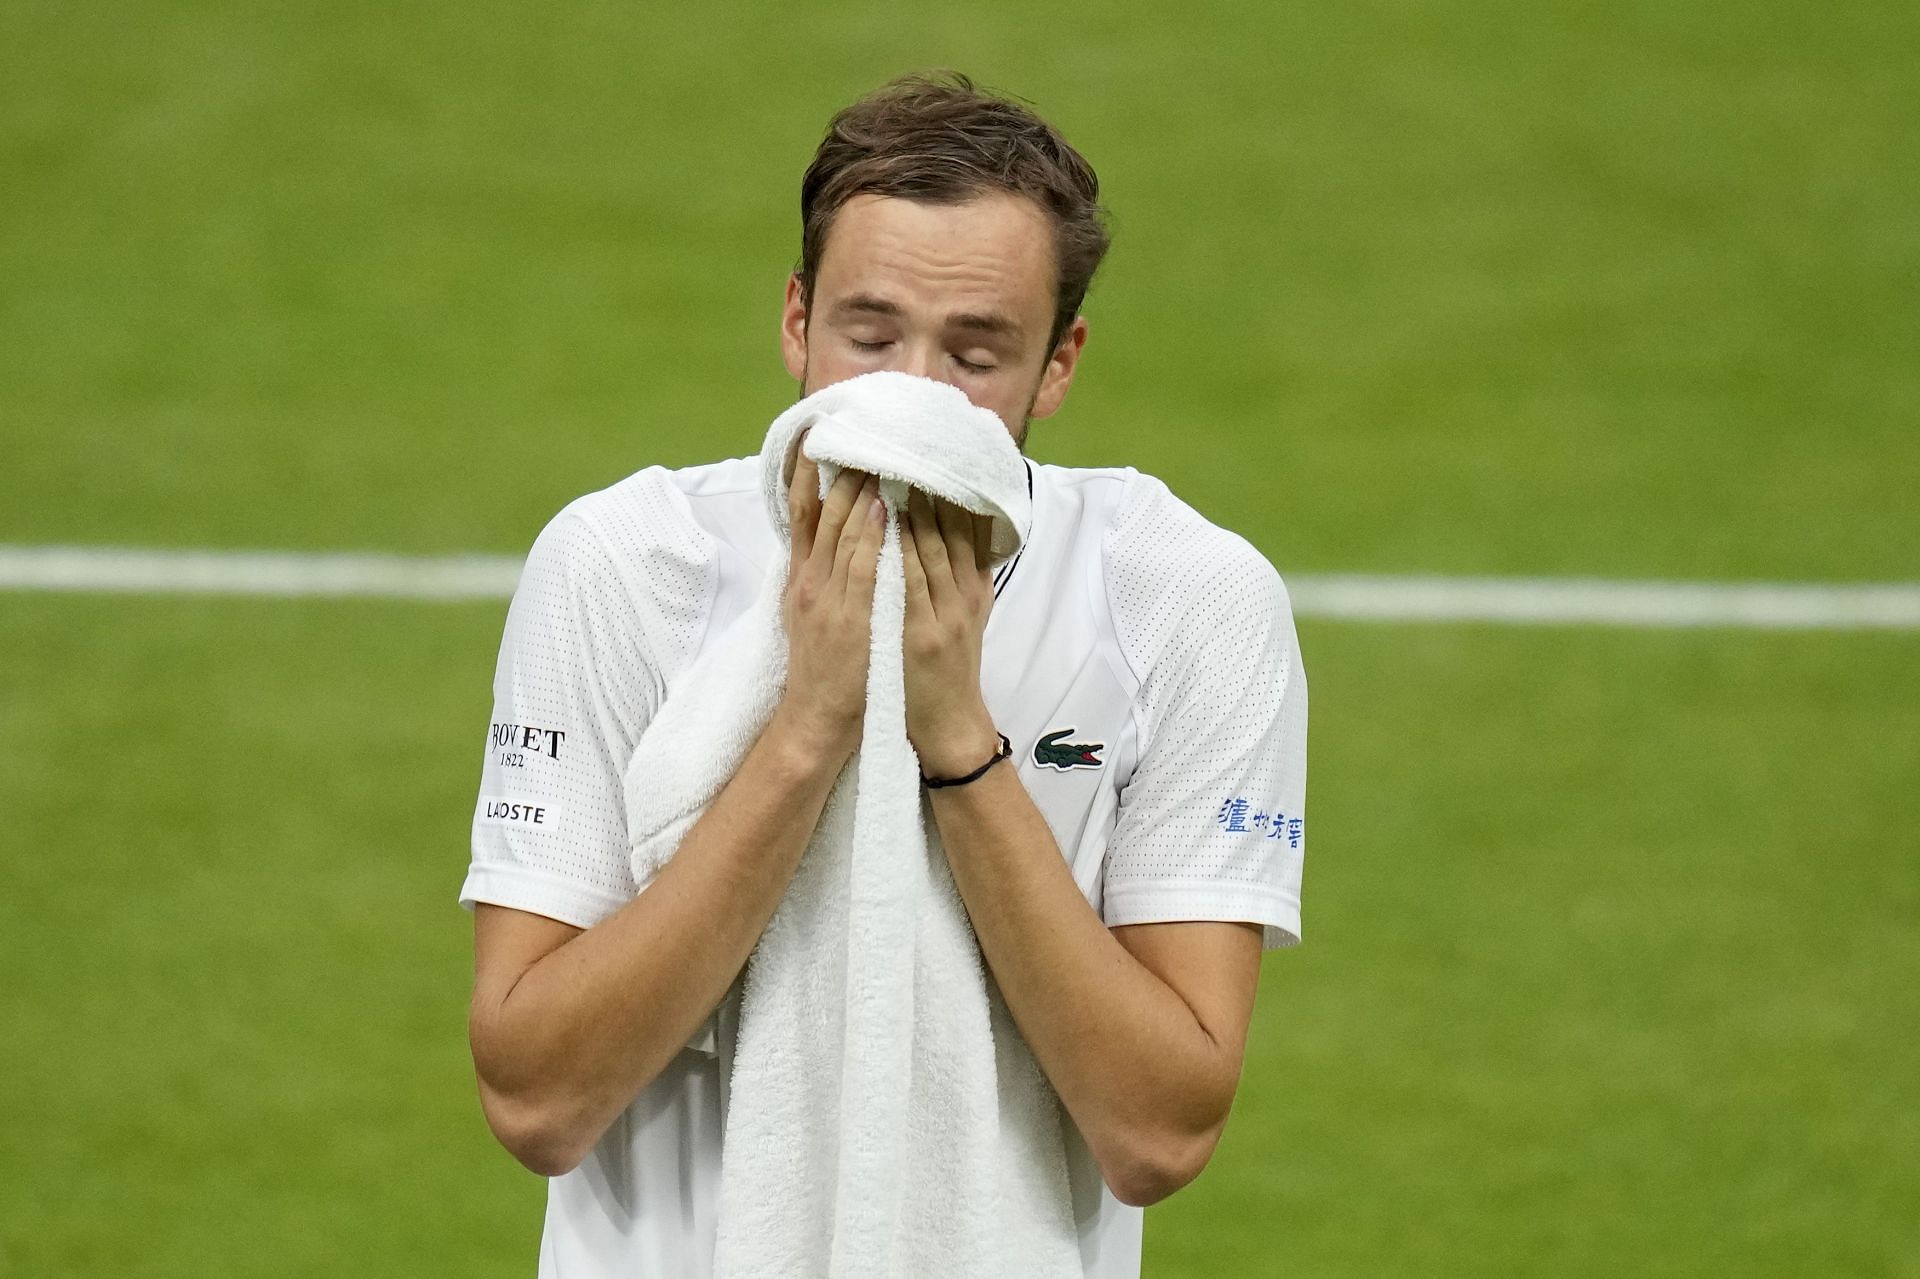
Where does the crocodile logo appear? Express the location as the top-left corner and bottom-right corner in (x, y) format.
(1033, 729), (1105, 771)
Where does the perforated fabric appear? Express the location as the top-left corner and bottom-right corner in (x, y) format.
(460, 468), (717, 929)
(1100, 475), (1307, 948)
(456, 453), (1305, 1279)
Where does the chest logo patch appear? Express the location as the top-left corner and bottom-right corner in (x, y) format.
(1034, 728), (1105, 772)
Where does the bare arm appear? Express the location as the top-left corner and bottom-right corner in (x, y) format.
(469, 460), (884, 1176)
(929, 771), (1261, 1207)
(901, 490), (1264, 1206)
(470, 708), (846, 1176)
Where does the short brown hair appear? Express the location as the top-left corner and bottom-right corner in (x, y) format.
(798, 72), (1111, 352)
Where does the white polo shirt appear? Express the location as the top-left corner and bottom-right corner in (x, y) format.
(461, 453), (1308, 1279)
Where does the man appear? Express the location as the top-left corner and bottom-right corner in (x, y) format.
(461, 73), (1308, 1277)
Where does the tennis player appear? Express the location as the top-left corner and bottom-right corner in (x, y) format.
(460, 72), (1308, 1277)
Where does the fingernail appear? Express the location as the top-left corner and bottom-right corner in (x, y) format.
(870, 495), (885, 521)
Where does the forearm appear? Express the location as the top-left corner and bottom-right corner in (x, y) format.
(472, 706), (846, 1170)
(927, 763), (1241, 1203)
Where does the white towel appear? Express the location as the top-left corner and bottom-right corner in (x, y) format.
(622, 371), (1084, 1278)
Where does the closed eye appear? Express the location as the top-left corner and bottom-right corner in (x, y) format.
(848, 336), (993, 374)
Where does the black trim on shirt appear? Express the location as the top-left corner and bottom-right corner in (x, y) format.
(991, 459), (1035, 601)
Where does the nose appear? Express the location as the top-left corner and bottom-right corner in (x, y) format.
(897, 341), (955, 388)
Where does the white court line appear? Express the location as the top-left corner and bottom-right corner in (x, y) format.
(2, 544), (1918, 631)
(1290, 574), (1920, 631)
(0, 545), (522, 602)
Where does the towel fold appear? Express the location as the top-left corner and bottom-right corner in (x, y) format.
(622, 371), (1083, 1278)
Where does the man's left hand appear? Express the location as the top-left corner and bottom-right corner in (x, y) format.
(900, 489), (1000, 777)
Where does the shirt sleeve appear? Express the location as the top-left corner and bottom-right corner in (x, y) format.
(460, 502), (674, 930)
(1100, 485), (1308, 949)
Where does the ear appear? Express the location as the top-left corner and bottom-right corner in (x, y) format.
(781, 273), (810, 383)
(1030, 315), (1089, 419)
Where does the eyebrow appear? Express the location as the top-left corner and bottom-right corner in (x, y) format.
(828, 294), (905, 323)
(827, 293), (1024, 341)
(949, 310), (1023, 340)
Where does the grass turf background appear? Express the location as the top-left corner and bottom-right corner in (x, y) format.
(3, 600), (1914, 1275)
(4, 0), (1915, 575)
(2, 0), (1916, 1274)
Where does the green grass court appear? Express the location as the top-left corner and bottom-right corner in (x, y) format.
(3, 1), (1915, 1274)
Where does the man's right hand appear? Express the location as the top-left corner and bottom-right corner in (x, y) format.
(777, 453), (885, 757)
(471, 451), (886, 1176)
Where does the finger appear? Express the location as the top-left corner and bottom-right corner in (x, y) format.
(971, 513), (993, 573)
(788, 451), (821, 571)
(789, 449), (820, 529)
(845, 483), (886, 606)
(907, 489), (955, 613)
(834, 475), (879, 584)
(934, 498), (975, 586)
(901, 504), (932, 610)
(809, 468), (867, 576)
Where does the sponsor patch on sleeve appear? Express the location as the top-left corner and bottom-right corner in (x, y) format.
(477, 795), (561, 830)
(1215, 796), (1304, 847)
(488, 721), (568, 769)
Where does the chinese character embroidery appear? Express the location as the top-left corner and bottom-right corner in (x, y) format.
(1220, 797), (1300, 845)
(1263, 811), (1305, 848)
(1216, 797), (1252, 833)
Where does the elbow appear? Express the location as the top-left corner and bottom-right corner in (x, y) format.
(1098, 1121), (1226, 1208)
(478, 1084), (595, 1179)
(509, 1130), (590, 1181)
(469, 998), (605, 1178)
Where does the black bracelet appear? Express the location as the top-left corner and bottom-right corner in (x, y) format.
(921, 732), (1013, 789)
